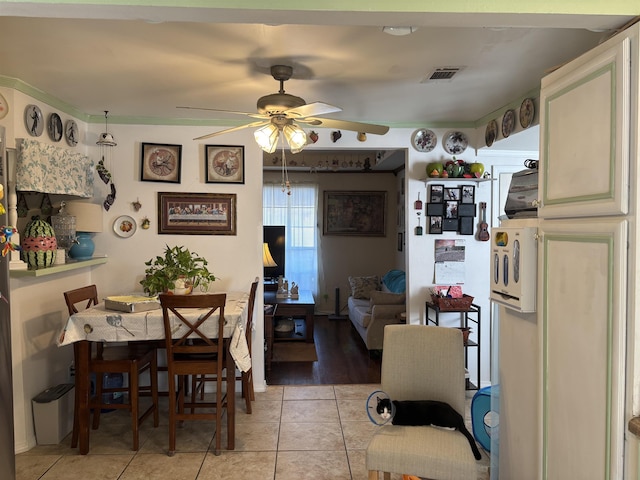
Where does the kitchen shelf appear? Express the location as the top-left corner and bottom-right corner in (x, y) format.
(425, 300), (481, 390)
(10, 257), (108, 278)
(422, 177), (494, 184)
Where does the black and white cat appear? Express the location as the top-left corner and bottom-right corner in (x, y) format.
(376, 397), (482, 460)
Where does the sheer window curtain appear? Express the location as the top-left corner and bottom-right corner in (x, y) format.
(263, 182), (321, 299)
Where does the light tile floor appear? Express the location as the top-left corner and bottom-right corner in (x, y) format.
(16, 385), (490, 480)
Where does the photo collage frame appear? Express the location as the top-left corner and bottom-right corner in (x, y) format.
(427, 184), (476, 235)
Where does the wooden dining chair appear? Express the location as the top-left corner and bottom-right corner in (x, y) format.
(64, 285), (159, 451)
(159, 292), (229, 456)
(192, 278), (258, 413)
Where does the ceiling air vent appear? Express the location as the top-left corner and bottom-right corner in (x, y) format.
(421, 66), (464, 83)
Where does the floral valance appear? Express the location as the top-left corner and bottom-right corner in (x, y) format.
(16, 138), (94, 197)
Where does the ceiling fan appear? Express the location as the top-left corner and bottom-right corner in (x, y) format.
(177, 65), (390, 146)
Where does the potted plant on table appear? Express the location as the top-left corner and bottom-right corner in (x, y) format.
(140, 245), (216, 296)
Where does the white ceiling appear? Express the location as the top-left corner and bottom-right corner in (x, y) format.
(0, 6), (637, 138)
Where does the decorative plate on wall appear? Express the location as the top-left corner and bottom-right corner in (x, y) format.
(24, 104), (43, 137)
(113, 215), (137, 238)
(519, 97), (535, 128)
(501, 109), (516, 138)
(65, 120), (78, 147)
(0, 92), (8, 120)
(47, 113), (63, 142)
(411, 128), (437, 152)
(485, 120), (498, 147)
(443, 131), (468, 155)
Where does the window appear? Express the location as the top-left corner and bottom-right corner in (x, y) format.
(263, 183), (319, 296)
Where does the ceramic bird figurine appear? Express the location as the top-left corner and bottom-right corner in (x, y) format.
(0, 225), (20, 256)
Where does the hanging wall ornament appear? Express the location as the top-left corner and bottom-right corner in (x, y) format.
(331, 130), (342, 143)
(17, 192), (28, 218)
(309, 131), (319, 143)
(132, 198), (142, 212)
(40, 193), (53, 217)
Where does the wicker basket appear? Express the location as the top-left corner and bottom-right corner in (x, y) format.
(430, 294), (474, 311)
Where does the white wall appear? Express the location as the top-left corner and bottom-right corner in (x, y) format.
(3, 85), (539, 451)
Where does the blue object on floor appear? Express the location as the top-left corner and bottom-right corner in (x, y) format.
(471, 385), (497, 452)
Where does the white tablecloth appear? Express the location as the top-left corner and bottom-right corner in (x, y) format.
(58, 291), (251, 371)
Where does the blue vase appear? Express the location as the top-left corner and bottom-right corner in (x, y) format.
(69, 232), (95, 260)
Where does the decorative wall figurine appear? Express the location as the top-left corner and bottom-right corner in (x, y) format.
(331, 130), (342, 143)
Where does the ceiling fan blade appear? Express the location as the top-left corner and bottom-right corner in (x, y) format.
(306, 117), (389, 135)
(285, 102), (342, 119)
(193, 121), (267, 141)
(178, 106), (268, 120)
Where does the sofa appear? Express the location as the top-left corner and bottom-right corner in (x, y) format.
(347, 270), (406, 351)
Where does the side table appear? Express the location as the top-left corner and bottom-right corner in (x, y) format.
(264, 304), (277, 373)
(425, 301), (481, 390)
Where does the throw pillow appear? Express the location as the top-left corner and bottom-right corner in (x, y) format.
(382, 269), (406, 294)
(369, 290), (405, 307)
(348, 275), (380, 300)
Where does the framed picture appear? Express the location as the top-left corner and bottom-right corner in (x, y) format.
(323, 191), (386, 236)
(429, 216), (443, 234)
(141, 143), (182, 183)
(443, 218), (459, 231)
(430, 184), (444, 203)
(444, 187), (460, 201)
(157, 192), (236, 235)
(427, 203), (444, 216)
(445, 201), (459, 219)
(205, 145), (245, 184)
(458, 203), (477, 217)
(459, 216), (474, 235)
(461, 185), (475, 204)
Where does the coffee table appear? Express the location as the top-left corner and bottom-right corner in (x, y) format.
(264, 290), (315, 342)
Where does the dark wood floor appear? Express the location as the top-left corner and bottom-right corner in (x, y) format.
(266, 315), (382, 385)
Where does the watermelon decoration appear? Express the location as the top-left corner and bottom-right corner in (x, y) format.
(21, 216), (57, 269)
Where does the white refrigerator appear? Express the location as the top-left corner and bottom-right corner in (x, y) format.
(493, 22), (640, 480)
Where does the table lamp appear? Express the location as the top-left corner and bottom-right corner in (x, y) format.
(65, 201), (103, 260)
(263, 242), (277, 268)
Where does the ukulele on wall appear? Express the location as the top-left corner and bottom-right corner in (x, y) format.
(478, 202), (490, 241)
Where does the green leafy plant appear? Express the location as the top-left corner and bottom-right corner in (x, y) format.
(140, 245), (216, 296)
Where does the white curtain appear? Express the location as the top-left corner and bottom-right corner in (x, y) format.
(263, 182), (320, 298)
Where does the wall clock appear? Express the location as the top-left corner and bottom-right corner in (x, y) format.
(411, 128), (437, 152)
(0, 92), (8, 120)
(443, 131), (468, 155)
(47, 113), (63, 142)
(65, 120), (78, 146)
(24, 104), (43, 137)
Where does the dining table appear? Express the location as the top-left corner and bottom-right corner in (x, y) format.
(57, 291), (250, 455)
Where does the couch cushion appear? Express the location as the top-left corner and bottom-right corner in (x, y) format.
(369, 291), (406, 309)
(382, 269), (406, 294)
(348, 297), (373, 328)
(348, 275), (380, 300)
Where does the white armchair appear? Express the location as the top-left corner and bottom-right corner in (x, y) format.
(366, 325), (479, 479)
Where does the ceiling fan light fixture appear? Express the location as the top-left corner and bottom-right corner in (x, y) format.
(382, 26), (418, 36)
(254, 123), (279, 153)
(283, 123), (307, 153)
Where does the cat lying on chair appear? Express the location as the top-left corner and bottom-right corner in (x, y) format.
(376, 397), (482, 460)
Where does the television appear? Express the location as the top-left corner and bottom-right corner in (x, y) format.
(263, 225), (286, 281)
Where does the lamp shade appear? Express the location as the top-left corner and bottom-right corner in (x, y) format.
(65, 201), (103, 260)
(263, 243), (277, 268)
(64, 201), (104, 233)
(283, 123), (307, 153)
(254, 123), (279, 153)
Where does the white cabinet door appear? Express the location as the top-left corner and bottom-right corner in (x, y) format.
(539, 36), (630, 219)
(538, 218), (627, 480)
